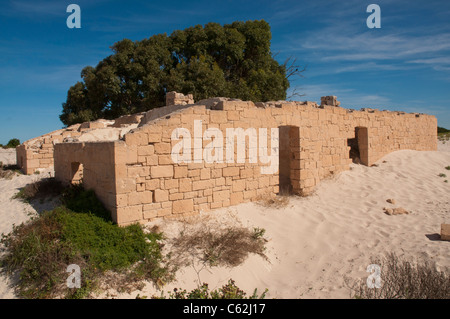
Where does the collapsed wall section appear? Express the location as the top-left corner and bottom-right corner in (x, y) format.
(18, 117), (142, 175)
(16, 125), (82, 174)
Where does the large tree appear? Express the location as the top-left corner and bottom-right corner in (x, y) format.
(60, 20), (296, 126)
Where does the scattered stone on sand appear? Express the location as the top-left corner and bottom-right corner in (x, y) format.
(383, 207), (409, 215)
(386, 198), (396, 204)
(441, 224), (450, 241)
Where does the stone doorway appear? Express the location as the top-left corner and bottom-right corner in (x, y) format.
(279, 125), (300, 195)
(348, 127), (368, 165)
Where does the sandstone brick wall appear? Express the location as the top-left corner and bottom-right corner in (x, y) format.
(92, 98), (436, 225)
(54, 141), (117, 215)
(16, 124), (82, 174)
(18, 118), (141, 175)
(48, 95), (437, 226)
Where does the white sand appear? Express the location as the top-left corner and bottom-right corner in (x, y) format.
(1, 144), (449, 299)
(0, 149), (54, 298)
(0, 149), (16, 166)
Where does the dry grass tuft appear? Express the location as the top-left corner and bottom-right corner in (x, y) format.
(348, 253), (450, 299)
(256, 193), (290, 208)
(168, 215), (267, 269)
(0, 163), (21, 180)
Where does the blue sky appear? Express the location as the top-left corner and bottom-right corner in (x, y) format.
(1, 0), (449, 144)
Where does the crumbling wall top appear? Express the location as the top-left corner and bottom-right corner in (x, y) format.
(166, 91), (194, 106)
(321, 96), (340, 107)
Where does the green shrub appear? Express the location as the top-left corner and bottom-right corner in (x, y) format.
(14, 178), (63, 202)
(438, 126), (450, 134)
(6, 138), (20, 148)
(60, 183), (111, 221)
(1, 185), (172, 298)
(56, 210), (163, 271)
(158, 279), (267, 299)
(0, 210), (86, 298)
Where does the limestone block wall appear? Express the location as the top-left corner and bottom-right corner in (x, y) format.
(54, 141), (117, 215)
(16, 125), (82, 174)
(107, 99), (436, 225)
(51, 96), (437, 226)
(18, 118), (141, 175)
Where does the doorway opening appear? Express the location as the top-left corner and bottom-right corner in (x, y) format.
(347, 127), (368, 165)
(71, 162), (84, 184)
(279, 125), (300, 195)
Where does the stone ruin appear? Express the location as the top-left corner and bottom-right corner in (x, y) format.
(321, 95), (340, 107)
(16, 114), (144, 174)
(17, 92), (437, 225)
(166, 91), (194, 106)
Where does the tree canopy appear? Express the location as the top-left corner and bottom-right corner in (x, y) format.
(6, 138), (20, 148)
(60, 20), (296, 126)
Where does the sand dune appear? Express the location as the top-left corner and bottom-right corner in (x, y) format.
(0, 144), (449, 299)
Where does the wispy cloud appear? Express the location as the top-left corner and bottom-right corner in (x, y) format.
(408, 57), (450, 72)
(3, 0), (66, 17)
(288, 83), (392, 108)
(0, 64), (86, 90)
(274, 0), (450, 77)
(293, 27), (450, 63)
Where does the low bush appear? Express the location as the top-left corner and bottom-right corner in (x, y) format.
(171, 223), (267, 268)
(438, 126), (450, 134)
(60, 183), (111, 221)
(1, 185), (172, 299)
(351, 253), (449, 299)
(3, 183), (268, 299)
(14, 178), (63, 201)
(0, 164), (21, 180)
(0, 210), (87, 298)
(156, 279), (267, 299)
(5, 138), (20, 149)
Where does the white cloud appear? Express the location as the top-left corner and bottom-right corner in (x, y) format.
(277, 5), (450, 75)
(6, 1), (66, 17)
(408, 57), (450, 72)
(298, 28), (450, 62)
